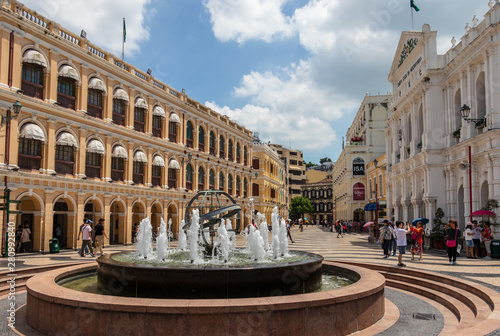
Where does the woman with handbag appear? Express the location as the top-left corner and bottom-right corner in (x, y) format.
(445, 220), (461, 265)
(410, 221), (424, 261)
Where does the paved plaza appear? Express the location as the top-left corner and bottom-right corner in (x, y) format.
(1, 224), (499, 335)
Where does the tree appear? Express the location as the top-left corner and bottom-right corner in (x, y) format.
(290, 196), (314, 220)
(481, 199), (499, 212)
(305, 161), (317, 168)
(319, 157), (332, 164)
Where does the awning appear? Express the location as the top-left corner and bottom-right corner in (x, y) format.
(168, 159), (180, 170)
(135, 98), (148, 109)
(88, 77), (106, 92)
(152, 106), (166, 117)
(113, 88), (129, 102)
(112, 145), (128, 159)
(56, 132), (78, 147)
(133, 151), (148, 163)
(152, 155), (165, 167)
(169, 113), (181, 123)
(19, 123), (45, 141)
(58, 65), (79, 81)
(363, 202), (379, 211)
(86, 139), (105, 154)
(364, 202), (380, 211)
(22, 50), (47, 68)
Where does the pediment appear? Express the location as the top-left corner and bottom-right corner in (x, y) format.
(388, 31), (425, 79)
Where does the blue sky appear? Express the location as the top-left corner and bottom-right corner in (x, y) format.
(21, 0), (491, 164)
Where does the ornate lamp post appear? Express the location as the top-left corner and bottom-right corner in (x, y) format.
(373, 158), (379, 226)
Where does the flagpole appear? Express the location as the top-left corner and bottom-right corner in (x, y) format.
(411, 8), (414, 30)
(122, 17), (125, 61)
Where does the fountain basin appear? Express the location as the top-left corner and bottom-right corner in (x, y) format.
(26, 261), (385, 336)
(97, 251), (323, 299)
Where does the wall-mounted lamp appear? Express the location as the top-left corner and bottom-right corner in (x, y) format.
(1, 100), (22, 126)
(181, 152), (193, 165)
(460, 104), (486, 125)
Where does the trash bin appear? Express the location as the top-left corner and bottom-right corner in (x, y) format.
(49, 238), (60, 253)
(491, 240), (500, 258)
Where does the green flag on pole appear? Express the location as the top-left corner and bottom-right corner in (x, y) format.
(411, 0), (420, 12)
(123, 18), (126, 43)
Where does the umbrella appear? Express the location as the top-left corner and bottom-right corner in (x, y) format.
(470, 210), (496, 217)
(412, 218), (429, 225)
(363, 222), (374, 227)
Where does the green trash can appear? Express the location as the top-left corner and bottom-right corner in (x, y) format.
(491, 240), (500, 258)
(49, 238), (60, 253)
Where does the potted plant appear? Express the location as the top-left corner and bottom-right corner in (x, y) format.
(430, 208), (446, 249)
(406, 146), (410, 154)
(475, 119), (485, 129)
(396, 153), (401, 159)
(453, 129), (461, 138)
(417, 141), (422, 149)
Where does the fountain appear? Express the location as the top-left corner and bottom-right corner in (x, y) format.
(25, 191), (386, 336)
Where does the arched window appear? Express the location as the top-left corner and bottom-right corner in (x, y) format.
(85, 139), (104, 178)
(111, 145), (127, 182)
(133, 151), (147, 185)
(244, 146), (248, 165)
(152, 106), (165, 138)
(113, 88), (128, 126)
(198, 166), (205, 190)
(152, 155), (165, 187)
(243, 178), (248, 197)
(186, 163), (193, 190)
(18, 123), (44, 170)
(353, 182), (365, 200)
(169, 113), (180, 142)
(57, 65), (78, 110)
(186, 121), (194, 148)
(219, 171), (224, 191)
(352, 157), (365, 175)
(236, 176), (241, 196)
(209, 131), (216, 155)
(134, 98), (147, 133)
(87, 77), (105, 119)
(319, 203), (324, 212)
(55, 132), (77, 175)
(236, 143), (241, 163)
(198, 126), (205, 151)
(168, 159), (179, 189)
(209, 169), (215, 189)
(228, 139), (233, 161)
(21, 50), (46, 99)
(228, 174), (233, 194)
(219, 135), (225, 159)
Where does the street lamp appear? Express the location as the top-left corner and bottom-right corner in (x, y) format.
(460, 104), (486, 125)
(373, 159), (379, 225)
(459, 105), (479, 220)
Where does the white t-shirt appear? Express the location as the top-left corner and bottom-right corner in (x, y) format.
(394, 227), (409, 246)
(82, 224), (92, 240)
(465, 228), (474, 241)
(472, 227), (482, 239)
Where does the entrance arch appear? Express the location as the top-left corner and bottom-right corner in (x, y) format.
(17, 193), (43, 251)
(151, 202), (163, 235)
(110, 200), (126, 244)
(167, 203), (179, 238)
(132, 201), (147, 238)
(52, 196), (76, 249)
(353, 208), (365, 222)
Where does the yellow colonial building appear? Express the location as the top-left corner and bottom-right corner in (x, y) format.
(251, 141), (287, 222)
(365, 154), (387, 222)
(0, 1), (255, 252)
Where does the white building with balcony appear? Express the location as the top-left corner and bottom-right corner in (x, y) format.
(386, 3), (500, 232)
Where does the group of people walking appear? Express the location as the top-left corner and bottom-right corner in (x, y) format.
(77, 218), (109, 257)
(378, 220), (425, 267)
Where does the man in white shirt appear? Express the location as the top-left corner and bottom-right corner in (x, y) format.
(78, 219), (95, 257)
(394, 221), (409, 267)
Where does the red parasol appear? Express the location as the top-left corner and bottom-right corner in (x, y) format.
(470, 210), (496, 217)
(363, 222), (374, 227)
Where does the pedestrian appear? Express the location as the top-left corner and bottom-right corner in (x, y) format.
(133, 223), (139, 243)
(380, 220), (393, 258)
(464, 223), (474, 258)
(78, 218), (90, 255)
(15, 224), (22, 252)
(93, 218), (109, 256)
(299, 219), (303, 232)
(482, 222), (493, 260)
(445, 220), (461, 265)
(20, 221), (31, 253)
(336, 221), (343, 238)
(410, 221), (424, 261)
(286, 220), (294, 243)
(471, 220), (483, 258)
(78, 219), (95, 257)
(394, 220), (409, 267)
(54, 224), (62, 245)
(390, 222), (397, 256)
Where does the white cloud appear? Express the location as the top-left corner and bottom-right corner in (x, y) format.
(203, 0), (294, 43)
(20, 0), (151, 57)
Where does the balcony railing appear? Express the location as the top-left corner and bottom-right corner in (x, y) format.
(18, 154), (41, 170)
(113, 113), (125, 126)
(169, 133), (177, 143)
(210, 147), (216, 156)
(219, 151), (226, 159)
(199, 143), (205, 152)
(87, 104), (102, 119)
(134, 121), (145, 133)
(133, 173), (144, 185)
(21, 80), (43, 99)
(228, 154), (233, 161)
(57, 93), (76, 110)
(152, 127), (162, 138)
(168, 179), (176, 189)
(186, 181), (193, 190)
(55, 160), (74, 175)
(152, 176), (161, 187)
(198, 183), (204, 191)
(236, 156), (241, 164)
(111, 170), (124, 181)
(85, 166), (101, 178)
(186, 138), (194, 148)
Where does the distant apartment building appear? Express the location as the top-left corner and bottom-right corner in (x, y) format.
(302, 166), (333, 222)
